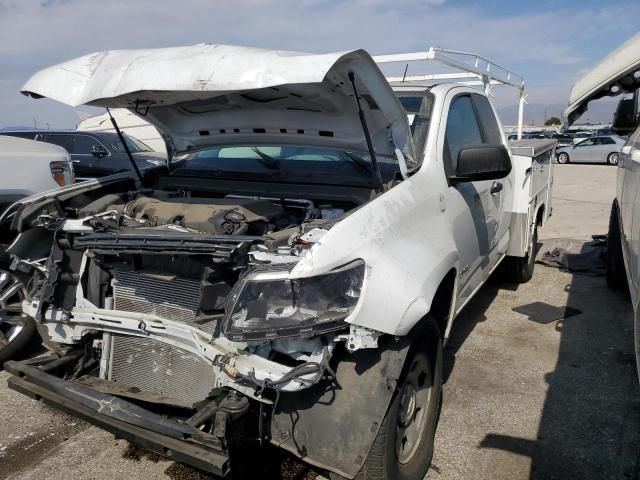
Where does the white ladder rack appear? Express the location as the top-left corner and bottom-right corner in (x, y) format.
(373, 47), (526, 139)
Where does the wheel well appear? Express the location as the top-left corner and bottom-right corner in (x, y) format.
(428, 269), (456, 339)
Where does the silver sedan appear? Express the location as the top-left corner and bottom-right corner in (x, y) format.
(556, 135), (626, 165)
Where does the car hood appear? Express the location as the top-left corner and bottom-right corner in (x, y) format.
(21, 44), (414, 165)
(563, 32), (640, 128)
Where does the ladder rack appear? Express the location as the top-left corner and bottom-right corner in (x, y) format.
(373, 47), (526, 139)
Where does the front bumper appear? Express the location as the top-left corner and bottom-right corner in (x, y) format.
(4, 359), (230, 477)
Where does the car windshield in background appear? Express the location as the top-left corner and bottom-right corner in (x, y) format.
(104, 134), (152, 153)
(170, 145), (398, 186)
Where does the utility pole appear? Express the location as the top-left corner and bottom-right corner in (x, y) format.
(33, 117), (37, 129)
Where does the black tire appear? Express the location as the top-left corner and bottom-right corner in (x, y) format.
(607, 152), (619, 166)
(356, 329), (443, 480)
(504, 227), (537, 283)
(0, 315), (37, 366)
(607, 200), (627, 290)
(557, 152), (570, 164)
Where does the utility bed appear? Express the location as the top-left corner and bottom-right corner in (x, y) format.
(507, 138), (556, 257)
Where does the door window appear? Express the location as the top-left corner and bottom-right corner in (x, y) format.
(576, 138), (596, 147)
(471, 94), (503, 144)
(74, 135), (105, 155)
(444, 95), (483, 173)
(596, 137), (615, 145)
(40, 134), (74, 152)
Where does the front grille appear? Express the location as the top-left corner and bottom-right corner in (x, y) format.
(107, 269), (217, 405)
(108, 334), (216, 406)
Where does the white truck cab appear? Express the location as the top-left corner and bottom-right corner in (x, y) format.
(4, 45), (553, 479)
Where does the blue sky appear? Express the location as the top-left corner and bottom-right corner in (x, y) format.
(0, 0), (638, 128)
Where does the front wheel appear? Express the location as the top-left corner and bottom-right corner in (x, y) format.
(557, 152), (570, 164)
(0, 269), (36, 366)
(357, 339), (443, 480)
(607, 152), (619, 166)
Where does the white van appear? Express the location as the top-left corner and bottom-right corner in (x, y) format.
(563, 32), (640, 380)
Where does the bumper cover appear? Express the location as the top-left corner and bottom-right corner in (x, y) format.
(4, 360), (230, 477)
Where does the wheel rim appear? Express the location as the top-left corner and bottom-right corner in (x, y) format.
(0, 317), (26, 348)
(395, 353), (432, 464)
(0, 269), (27, 348)
(558, 153), (568, 163)
(0, 270), (26, 312)
(609, 153), (619, 165)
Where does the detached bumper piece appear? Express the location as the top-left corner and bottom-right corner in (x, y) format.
(4, 360), (230, 477)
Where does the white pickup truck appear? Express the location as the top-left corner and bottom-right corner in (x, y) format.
(3, 45), (553, 479)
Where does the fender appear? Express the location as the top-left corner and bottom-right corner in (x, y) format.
(395, 251), (459, 336)
(270, 335), (411, 479)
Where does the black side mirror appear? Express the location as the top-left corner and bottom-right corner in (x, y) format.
(91, 145), (108, 158)
(612, 96), (639, 135)
(452, 145), (512, 183)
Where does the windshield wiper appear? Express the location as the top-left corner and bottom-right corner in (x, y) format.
(250, 147), (280, 170)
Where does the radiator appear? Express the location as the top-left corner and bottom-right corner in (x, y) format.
(106, 269), (217, 405)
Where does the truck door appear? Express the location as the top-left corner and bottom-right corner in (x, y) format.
(443, 93), (508, 303)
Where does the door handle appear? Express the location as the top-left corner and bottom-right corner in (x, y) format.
(490, 181), (503, 195)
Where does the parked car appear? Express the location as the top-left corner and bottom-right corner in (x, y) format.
(563, 32), (640, 381)
(0, 136), (74, 365)
(3, 45), (553, 479)
(555, 135), (625, 164)
(0, 130), (165, 181)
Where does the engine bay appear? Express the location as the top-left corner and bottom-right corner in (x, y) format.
(10, 179), (375, 407)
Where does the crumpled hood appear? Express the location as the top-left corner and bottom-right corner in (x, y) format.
(21, 44), (414, 163)
(563, 32), (640, 128)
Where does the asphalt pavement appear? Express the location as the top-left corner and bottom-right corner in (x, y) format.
(0, 164), (638, 480)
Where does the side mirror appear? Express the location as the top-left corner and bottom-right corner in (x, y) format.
(91, 145), (108, 158)
(452, 145), (512, 182)
(612, 97), (639, 135)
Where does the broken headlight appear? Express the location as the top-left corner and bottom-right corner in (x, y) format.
(223, 260), (365, 341)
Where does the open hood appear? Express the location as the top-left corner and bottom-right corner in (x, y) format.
(563, 33), (640, 128)
(22, 44), (414, 164)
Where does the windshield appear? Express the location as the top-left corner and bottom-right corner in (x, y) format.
(103, 134), (152, 153)
(396, 93), (434, 163)
(170, 145), (399, 186)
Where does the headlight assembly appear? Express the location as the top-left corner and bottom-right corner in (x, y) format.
(223, 260), (365, 341)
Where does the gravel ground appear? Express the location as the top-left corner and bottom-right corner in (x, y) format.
(1, 164), (638, 480)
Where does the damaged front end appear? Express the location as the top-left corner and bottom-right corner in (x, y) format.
(5, 177), (408, 478)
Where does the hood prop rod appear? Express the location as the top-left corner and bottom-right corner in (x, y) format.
(106, 108), (145, 185)
(348, 72), (384, 192)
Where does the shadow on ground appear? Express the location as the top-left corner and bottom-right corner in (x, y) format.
(474, 239), (640, 479)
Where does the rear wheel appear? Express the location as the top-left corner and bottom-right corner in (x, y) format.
(557, 152), (569, 164)
(607, 152), (619, 166)
(504, 227), (538, 283)
(607, 201), (627, 290)
(356, 333), (443, 480)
